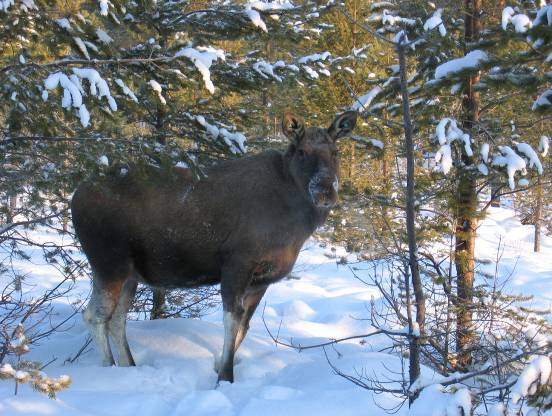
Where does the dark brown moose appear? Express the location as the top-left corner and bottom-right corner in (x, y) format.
(71, 111), (357, 383)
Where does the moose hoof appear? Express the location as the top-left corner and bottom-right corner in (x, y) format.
(101, 358), (116, 367)
(217, 372), (234, 385)
(214, 357), (240, 374)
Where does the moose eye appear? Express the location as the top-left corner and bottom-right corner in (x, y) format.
(297, 149), (306, 158)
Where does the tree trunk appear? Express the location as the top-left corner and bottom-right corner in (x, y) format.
(455, 0), (482, 370)
(398, 39), (425, 403)
(151, 288), (166, 320)
(534, 177), (542, 253)
(7, 194), (17, 222)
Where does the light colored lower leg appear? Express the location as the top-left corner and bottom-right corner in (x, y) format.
(83, 302), (115, 366)
(108, 279), (136, 366)
(108, 314), (135, 366)
(234, 324), (247, 351)
(218, 311), (240, 382)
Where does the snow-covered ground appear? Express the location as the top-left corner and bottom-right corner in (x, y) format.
(1, 206), (551, 415)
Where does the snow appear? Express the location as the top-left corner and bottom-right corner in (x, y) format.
(298, 51), (330, 64)
(302, 65), (319, 79)
(245, 8), (267, 32)
(487, 403), (506, 416)
(193, 115), (247, 154)
(510, 14), (532, 33)
(72, 68), (117, 111)
(56, 18), (71, 30)
(423, 8), (446, 36)
(98, 0), (108, 16)
(435, 144), (452, 174)
(511, 355), (551, 404)
(0, 234), (408, 416)
(369, 138), (384, 149)
(253, 60), (283, 82)
(115, 79), (138, 103)
(78, 104), (90, 127)
(19, 0), (37, 12)
(434, 50), (488, 80)
(96, 29), (113, 44)
(409, 384), (471, 416)
(73, 37), (90, 60)
(502, 7), (515, 30)
(515, 142), (543, 175)
(480, 142), (490, 163)
(175, 46), (225, 94)
(478, 163), (489, 175)
(492, 145), (527, 190)
(351, 86), (381, 111)
(148, 80), (162, 94)
(246, 0), (294, 12)
(3, 205), (552, 415)
(502, 7), (532, 33)
(148, 80), (166, 105)
(243, 1), (294, 33)
(0, 363), (15, 376)
(533, 87), (552, 110)
(534, 5), (552, 27)
(381, 10), (416, 26)
(539, 135), (549, 156)
(433, 118), (472, 174)
(518, 178), (529, 186)
(44, 72), (83, 108)
(43, 68), (117, 126)
(0, 0), (14, 12)
(97, 155), (109, 166)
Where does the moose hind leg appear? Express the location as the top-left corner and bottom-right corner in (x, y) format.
(108, 278), (137, 366)
(83, 278), (123, 366)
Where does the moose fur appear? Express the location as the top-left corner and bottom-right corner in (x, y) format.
(71, 111), (357, 383)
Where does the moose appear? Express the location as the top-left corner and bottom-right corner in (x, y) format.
(71, 110), (357, 383)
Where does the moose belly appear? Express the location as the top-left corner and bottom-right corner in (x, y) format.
(250, 245), (301, 287)
(133, 249), (221, 288)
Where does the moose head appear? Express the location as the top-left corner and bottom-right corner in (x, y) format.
(283, 111), (357, 209)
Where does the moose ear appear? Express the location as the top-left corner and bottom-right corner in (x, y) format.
(328, 111), (357, 140)
(282, 112), (305, 141)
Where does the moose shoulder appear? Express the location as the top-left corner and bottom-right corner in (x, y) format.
(71, 111), (357, 384)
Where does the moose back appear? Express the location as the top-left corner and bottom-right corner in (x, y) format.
(71, 111), (357, 383)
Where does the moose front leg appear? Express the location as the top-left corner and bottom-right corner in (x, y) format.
(218, 306), (244, 383)
(234, 287), (267, 351)
(217, 262), (251, 384)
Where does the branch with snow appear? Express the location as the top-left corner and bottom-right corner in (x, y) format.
(532, 86), (552, 111)
(434, 50), (489, 80)
(175, 45), (225, 94)
(191, 114), (247, 154)
(243, 0), (295, 33)
(492, 145), (527, 190)
(432, 118), (472, 174)
(351, 86), (382, 112)
(511, 355), (551, 404)
(539, 135), (549, 157)
(423, 8), (446, 37)
(502, 6), (532, 33)
(148, 80), (166, 105)
(43, 68), (117, 127)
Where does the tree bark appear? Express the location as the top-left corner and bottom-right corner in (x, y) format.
(455, 0), (482, 370)
(151, 288), (166, 320)
(534, 177), (542, 253)
(398, 39), (425, 403)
